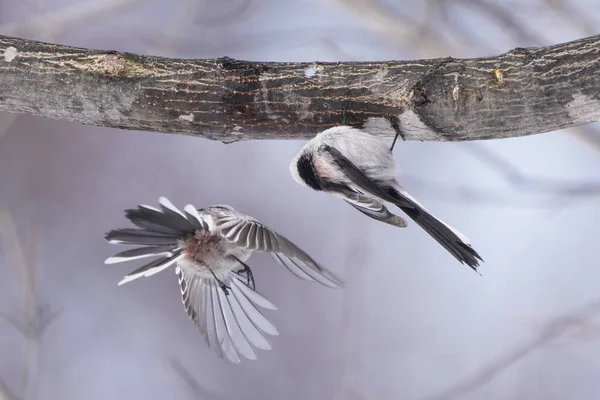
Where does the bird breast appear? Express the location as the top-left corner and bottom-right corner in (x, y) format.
(178, 230), (250, 277)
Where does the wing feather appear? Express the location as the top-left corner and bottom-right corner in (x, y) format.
(176, 268), (278, 362)
(212, 212), (343, 288)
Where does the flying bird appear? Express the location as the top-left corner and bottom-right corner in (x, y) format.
(104, 197), (343, 363)
(289, 126), (483, 271)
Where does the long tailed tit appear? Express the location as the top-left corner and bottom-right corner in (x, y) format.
(290, 126), (483, 271)
(104, 197), (343, 363)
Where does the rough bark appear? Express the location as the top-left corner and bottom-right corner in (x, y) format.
(0, 34), (599, 142)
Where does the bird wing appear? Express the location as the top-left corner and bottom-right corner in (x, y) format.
(315, 145), (408, 227)
(321, 145), (412, 206)
(176, 266), (279, 364)
(105, 197), (209, 285)
(322, 145), (483, 269)
(339, 189), (407, 227)
(211, 211), (344, 288)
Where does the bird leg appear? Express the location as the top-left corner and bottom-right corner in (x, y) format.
(388, 115), (405, 152)
(210, 270), (230, 295)
(232, 256), (255, 290)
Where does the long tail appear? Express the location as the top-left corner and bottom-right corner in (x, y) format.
(388, 188), (483, 271)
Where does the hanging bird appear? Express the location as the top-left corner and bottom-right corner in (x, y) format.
(289, 126), (483, 271)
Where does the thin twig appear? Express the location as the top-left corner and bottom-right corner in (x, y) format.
(169, 359), (229, 400)
(422, 296), (600, 400)
(194, 0), (256, 28)
(334, 222), (370, 400)
(0, 114), (19, 140)
(328, 0), (448, 57)
(570, 125), (600, 154)
(0, 212), (53, 400)
(149, 0), (208, 56)
(0, 376), (17, 400)
(457, 0), (544, 44)
(542, 0), (598, 37)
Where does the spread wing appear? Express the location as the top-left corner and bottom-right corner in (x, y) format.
(211, 211), (344, 288)
(104, 197), (209, 285)
(176, 266), (278, 364)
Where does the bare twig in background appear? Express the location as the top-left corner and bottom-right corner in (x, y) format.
(418, 0), (487, 53)
(462, 143), (600, 198)
(402, 141), (600, 208)
(194, 0), (256, 28)
(148, 0), (208, 56)
(317, 37), (362, 60)
(169, 359), (230, 400)
(516, 314), (600, 344)
(0, 114), (19, 140)
(0, 212), (28, 281)
(334, 222), (371, 400)
(139, 27), (377, 60)
(458, 0), (544, 44)
(0, 310), (27, 336)
(422, 296), (600, 400)
(343, 387), (376, 400)
(542, 0), (598, 37)
(330, 0), (486, 57)
(571, 125), (600, 154)
(0, 211), (57, 400)
(327, 0), (449, 57)
(402, 174), (600, 208)
(17, 219), (40, 400)
(0, 376), (17, 400)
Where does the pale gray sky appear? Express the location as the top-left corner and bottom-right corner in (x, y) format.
(2, 1), (600, 399)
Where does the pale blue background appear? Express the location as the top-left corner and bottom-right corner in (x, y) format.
(2, 1), (600, 399)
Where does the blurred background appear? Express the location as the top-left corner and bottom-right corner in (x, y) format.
(2, 0), (600, 399)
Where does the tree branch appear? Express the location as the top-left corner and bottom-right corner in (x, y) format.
(0, 34), (599, 142)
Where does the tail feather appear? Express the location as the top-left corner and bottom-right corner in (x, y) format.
(117, 251), (184, 285)
(389, 188), (483, 271)
(104, 198), (202, 286)
(104, 228), (181, 245)
(124, 205), (192, 234)
(105, 245), (177, 264)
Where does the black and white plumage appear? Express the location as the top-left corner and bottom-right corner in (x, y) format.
(290, 126), (483, 271)
(104, 197), (343, 363)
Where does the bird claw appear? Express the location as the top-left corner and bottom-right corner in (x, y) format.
(232, 256), (256, 290)
(388, 115), (405, 152)
(218, 281), (231, 296)
(210, 270), (231, 295)
(236, 265), (255, 290)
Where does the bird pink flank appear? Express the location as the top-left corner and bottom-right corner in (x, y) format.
(179, 230), (249, 277)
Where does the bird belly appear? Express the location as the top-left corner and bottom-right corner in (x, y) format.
(179, 231), (251, 278)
